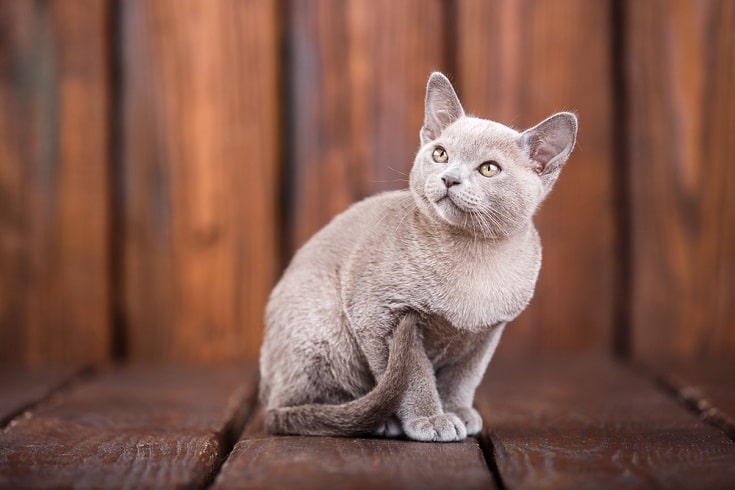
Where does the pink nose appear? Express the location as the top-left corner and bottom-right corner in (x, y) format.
(442, 175), (460, 188)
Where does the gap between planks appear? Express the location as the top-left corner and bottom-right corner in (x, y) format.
(630, 359), (735, 443)
(3, 359), (734, 489)
(0, 365), (94, 429)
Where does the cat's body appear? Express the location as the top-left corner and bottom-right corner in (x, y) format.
(260, 73), (577, 442)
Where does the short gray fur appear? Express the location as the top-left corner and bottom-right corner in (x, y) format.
(260, 72), (577, 442)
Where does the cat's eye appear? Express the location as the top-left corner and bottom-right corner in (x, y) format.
(479, 161), (501, 177)
(432, 146), (448, 163)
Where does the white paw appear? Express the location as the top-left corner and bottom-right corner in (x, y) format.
(450, 407), (483, 436)
(372, 416), (403, 438)
(403, 413), (467, 442)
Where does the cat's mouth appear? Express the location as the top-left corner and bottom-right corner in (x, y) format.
(436, 193), (468, 216)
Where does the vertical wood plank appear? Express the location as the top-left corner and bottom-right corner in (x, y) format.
(122, 0), (280, 361)
(287, 0), (445, 250)
(626, 0), (735, 360)
(457, 0), (616, 356)
(0, 0), (111, 363)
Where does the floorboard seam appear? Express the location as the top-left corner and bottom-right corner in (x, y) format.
(623, 360), (735, 443)
(201, 372), (260, 489)
(477, 433), (507, 490)
(0, 365), (96, 429)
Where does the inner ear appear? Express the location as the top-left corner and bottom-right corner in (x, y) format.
(521, 112), (578, 174)
(421, 72), (465, 145)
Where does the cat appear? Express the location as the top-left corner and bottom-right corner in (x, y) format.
(259, 72), (577, 442)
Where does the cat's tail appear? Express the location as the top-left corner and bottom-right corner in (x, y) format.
(264, 312), (418, 437)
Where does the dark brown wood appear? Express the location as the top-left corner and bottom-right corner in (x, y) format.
(476, 358), (735, 489)
(652, 361), (735, 441)
(287, 0), (445, 251)
(626, 0), (735, 359)
(121, 0), (281, 361)
(213, 408), (496, 489)
(0, 365), (257, 488)
(0, 0), (111, 363)
(0, 366), (82, 427)
(457, 0), (616, 357)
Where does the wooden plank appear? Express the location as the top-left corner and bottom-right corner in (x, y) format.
(0, 0), (111, 363)
(476, 358), (735, 489)
(457, 0), (616, 356)
(121, 0), (280, 361)
(0, 366), (82, 427)
(213, 408), (496, 490)
(652, 361), (735, 441)
(625, 0), (735, 359)
(0, 365), (257, 488)
(287, 0), (445, 250)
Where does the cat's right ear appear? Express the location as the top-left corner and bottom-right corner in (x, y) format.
(421, 72), (465, 145)
(521, 112), (578, 194)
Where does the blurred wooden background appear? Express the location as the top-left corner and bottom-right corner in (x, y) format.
(0, 0), (732, 365)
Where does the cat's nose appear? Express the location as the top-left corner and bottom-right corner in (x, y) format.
(442, 174), (461, 188)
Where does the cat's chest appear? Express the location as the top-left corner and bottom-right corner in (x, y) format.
(427, 237), (541, 330)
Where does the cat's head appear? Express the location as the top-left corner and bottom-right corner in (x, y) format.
(410, 72), (577, 239)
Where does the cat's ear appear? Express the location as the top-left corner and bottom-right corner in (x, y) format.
(421, 72), (465, 145)
(521, 112), (578, 193)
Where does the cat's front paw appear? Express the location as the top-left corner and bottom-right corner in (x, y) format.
(403, 413), (467, 442)
(372, 416), (403, 438)
(450, 407), (483, 436)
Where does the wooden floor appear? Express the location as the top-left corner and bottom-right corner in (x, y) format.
(1, 358), (733, 489)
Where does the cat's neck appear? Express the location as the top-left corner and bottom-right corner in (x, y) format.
(413, 206), (536, 254)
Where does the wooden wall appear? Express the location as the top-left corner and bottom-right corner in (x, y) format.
(0, 0), (732, 365)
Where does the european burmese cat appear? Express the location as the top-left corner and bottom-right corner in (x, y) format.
(259, 72), (577, 442)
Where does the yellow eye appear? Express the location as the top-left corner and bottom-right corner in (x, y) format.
(432, 146), (448, 163)
(479, 161), (501, 177)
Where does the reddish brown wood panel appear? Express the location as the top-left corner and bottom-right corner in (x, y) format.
(476, 358), (735, 488)
(0, 1), (111, 364)
(286, 0), (446, 251)
(213, 408), (496, 489)
(0, 365), (256, 488)
(626, 1), (735, 360)
(0, 366), (81, 426)
(457, 0), (617, 357)
(121, 0), (280, 361)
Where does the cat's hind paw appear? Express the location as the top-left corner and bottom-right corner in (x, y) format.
(403, 413), (467, 442)
(372, 416), (403, 438)
(450, 407), (483, 436)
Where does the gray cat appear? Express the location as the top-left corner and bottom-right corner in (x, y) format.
(259, 72), (577, 442)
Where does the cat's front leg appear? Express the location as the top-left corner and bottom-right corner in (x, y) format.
(353, 313), (465, 442)
(436, 323), (506, 436)
(396, 340), (467, 442)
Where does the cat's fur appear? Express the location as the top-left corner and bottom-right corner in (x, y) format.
(259, 72), (577, 442)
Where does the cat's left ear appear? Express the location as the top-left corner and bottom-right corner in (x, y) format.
(521, 112), (578, 193)
(421, 72), (465, 145)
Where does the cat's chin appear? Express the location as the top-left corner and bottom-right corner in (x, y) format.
(433, 195), (467, 225)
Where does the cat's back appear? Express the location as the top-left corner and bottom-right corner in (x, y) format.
(291, 189), (413, 264)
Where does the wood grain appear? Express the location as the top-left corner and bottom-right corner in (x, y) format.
(625, 0), (735, 360)
(213, 408), (496, 489)
(457, 0), (617, 357)
(0, 366), (82, 427)
(0, 365), (256, 488)
(121, 0), (280, 361)
(476, 358), (735, 489)
(286, 0), (445, 251)
(651, 360), (735, 441)
(0, 0), (111, 363)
